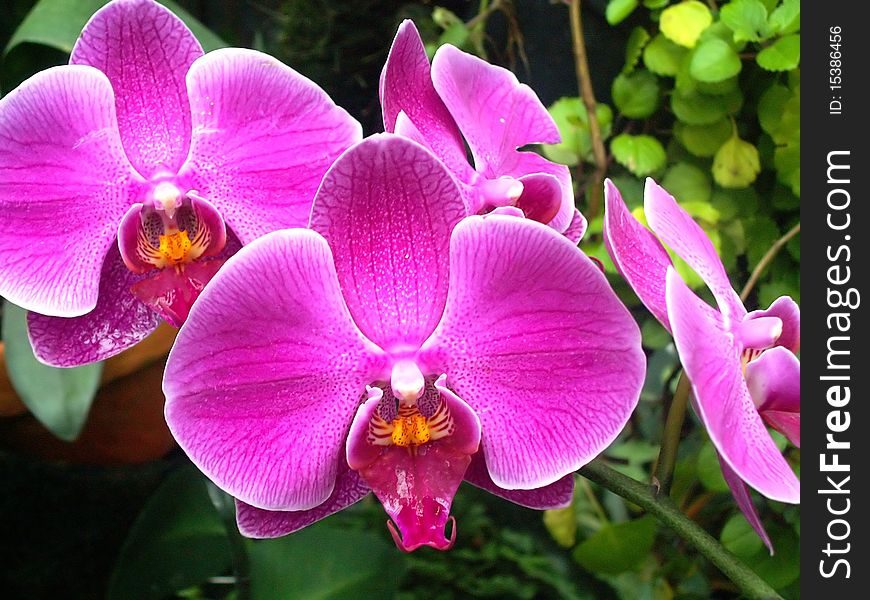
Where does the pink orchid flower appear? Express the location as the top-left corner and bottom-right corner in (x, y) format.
(163, 134), (645, 552)
(604, 178), (800, 552)
(380, 21), (586, 243)
(0, 0), (360, 366)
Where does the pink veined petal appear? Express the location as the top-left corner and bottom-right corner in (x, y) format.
(495, 151), (574, 232)
(746, 346), (800, 448)
(0, 65), (141, 317)
(431, 44), (560, 176)
(181, 48), (362, 244)
(70, 0), (203, 178)
(381, 21), (471, 180)
(665, 268), (799, 503)
(27, 245), (160, 367)
(747, 296), (801, 354)
(563, 208), (588, 245)
(719, 454), (774, 555)
(310, 134), (466, 352)
(421, 215), (645, 490)
(645, 178), (745, 321)
(236, 458), (370, 539)
(603, 179), (673, 330)
(464, 451), (574, 510)
(164, 229), (387, 511)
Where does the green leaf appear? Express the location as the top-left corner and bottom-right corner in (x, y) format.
(643, 34), (687, 76)
(107, 466), (232, 600)
(623, 26), (651, 74)
(660, 1), (713, 48)
(713, 134), (761, 188)
(745, 215), (781, 267)
(607, 0), (640, 25)
(747, 524), (801, 588)
(1, 300), (102, 441)
(697, 440), (729, 492)
(675, 118), (732, 156)
(6, 0), (226, 56)
(248, 522), (403, 599)
(661, 162), (712, 203)
(720, 514), (764, 559)
(757, 83), (791, 137)
(720, 0), (771, 42)
(768, 0), (801, 35)
(612, 70), (661, 118)
(757, 33), (801, 71)
(544, 490), (579, 548)
(611, 134), (667, 176)
(690, 38), (743, 82)
(671, 91), (728, 124)
(774, 142), (800, 196)
(543, 97), (614, 166)
(573, 516), (658, 575)
(643, 0), (671, 8)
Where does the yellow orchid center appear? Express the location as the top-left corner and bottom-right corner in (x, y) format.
(158, 230), (193, 265)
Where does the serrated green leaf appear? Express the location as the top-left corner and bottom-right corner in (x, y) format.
(107, 466), (232, 600)
(747, 524), (800, 588)
(757, 33), (801, 71)
(612, 70), (661, 118)
(690, 38), (743, 82)
(2, 300), (102, 441)
(745, 215), (781, 266)
(721, 514), (765, 559)
(611, 134), (667, 176)
(644, 0), (671, 8)
(757, 84), (791, 136)
(675, 118), (732, 156)
(671, 91), (727, 124)
(573, 516), (658, 575)
(720, 0), (771, 42)
(6, 0), (226, 55)
(543, 97), (613, 166)
(643, 34), (687, 76)
(661, 162), (712, 203)
(768, 0), (801, 35)
(713, 134), (761, 188)
(607, 0), (640, 25)
(774, 142), (800, 196)
(623, 26), (652, 73)
(660, 1), (713, 48)
(697, 75), (739, 95)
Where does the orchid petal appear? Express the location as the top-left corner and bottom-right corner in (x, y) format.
(130, 259), (224, 327)
(464, 452), (574, 509)
(645, 179), (745, 320)
(236, 459), (370, 538)
(603, 179), (673, 330)
(310, 134), (465, 352)
(27, 245), (160, 367)
(70, 0), (202, 178)
(164, 230), (387, 511)
(422, 215), (644, 489)
(720, 455), (774, 554)
(498, 151), (574, 232)
(381, 21), (471, 179)
(515, 173), (563, 226)
(0, 66), (140, 317)
(182, 48), (362, 244)
(747, 296), (801, 353)
(563, 208), (587, 244)
(665, 268), (799, 503)
(431, 44), (560, 175)
(746, 347), (800, 447)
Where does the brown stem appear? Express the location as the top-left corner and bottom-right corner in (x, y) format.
(740, 223), (801, 302)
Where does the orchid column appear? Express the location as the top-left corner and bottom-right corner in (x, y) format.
(163, 134), (645, 551)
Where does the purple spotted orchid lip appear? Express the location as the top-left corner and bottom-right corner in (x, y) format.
(163, 134), (645, 552)
(604, 177), (800, 553)
(380, 20), (586, 243)
(0, 0), (360, 366)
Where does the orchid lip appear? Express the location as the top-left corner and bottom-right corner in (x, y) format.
(388, 514), (457, 552)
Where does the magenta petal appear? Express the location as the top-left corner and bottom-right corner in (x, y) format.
(747, 296), (801, 353)
(164, 230), (387, 510)
(496, 151), (574, 232)
(28, 245), (160, 367)
(431, 44), (560, 175)
(182, 48), (362, 244)
(665, 268), (799, 503)
(0, 66), (140, 317)
(563, 208), (587, 244)
(720, 455), (774, 554)
(381, 21), (471, 179)
(515, 173), (562, 225)
(746, 347), (800, 448)
(422, 216), (644, 489)
(310, 134), (466, 352)
(71, 0), (202, 178)
(236, 460), (370, 538)
(645, 179), (745, 320)
(464, 452), (574, 510)
(603, 179), (673, 330)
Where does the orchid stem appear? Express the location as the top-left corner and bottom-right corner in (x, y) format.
(652, 371), (691, 496)
(740, 222), (801, 303)
(569, 0), (607, 218)
(579, 459), (784, 600)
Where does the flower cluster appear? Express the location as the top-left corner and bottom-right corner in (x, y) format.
(0, 0), (798, 552)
